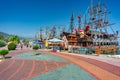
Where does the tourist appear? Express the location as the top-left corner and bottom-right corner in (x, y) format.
(20, 43), (23, 50)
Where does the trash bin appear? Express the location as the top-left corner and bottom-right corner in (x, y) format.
(88, 48), (95, 54)
(73, 48), (78, 53)
(68, 47), (71, 53)
(117, 48), (120, 55)
(79, 48), (88, 54)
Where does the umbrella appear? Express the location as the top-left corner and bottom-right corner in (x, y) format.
(48, 38), (64, 42)
(32, 41), (42, 44)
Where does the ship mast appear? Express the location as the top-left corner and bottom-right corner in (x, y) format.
(70, 11), (74, 33)
(52, 25), (56, 38)
(77, 14), (81, 29)
(35, 32), (38, 41)
(90, 0), (96, 20)
(45, 26), (48, 39)
(89, 0), (96, 30)
(49, 26), (56, 39)
(46, 26), (48, 36)
(84, 14), (87, 28)
(40, 28), (43, 41)
(103, 4), (108, 33)
(97, 0), (103, 32)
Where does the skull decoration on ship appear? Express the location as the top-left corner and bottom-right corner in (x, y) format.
(76, 25), (91, 39)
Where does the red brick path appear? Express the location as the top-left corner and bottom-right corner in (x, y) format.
(0, 50), (71, 80)
(1, 49), (120, 80)
(40, 50), (120, 80)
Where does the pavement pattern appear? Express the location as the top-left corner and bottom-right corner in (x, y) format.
(0, 49), (120, 80)
(39, 49), (120, 80)
(0, 49), (97, 80)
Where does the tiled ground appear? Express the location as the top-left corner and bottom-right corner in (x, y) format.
(30, 63), (96, 80)
(0, 50), (97, 80)
(0, 49), (120, 80)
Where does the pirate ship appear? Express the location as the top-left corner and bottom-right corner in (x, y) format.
(61, 0), (119, 54)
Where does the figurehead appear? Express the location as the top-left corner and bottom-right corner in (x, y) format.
(76, 29), (85, 38)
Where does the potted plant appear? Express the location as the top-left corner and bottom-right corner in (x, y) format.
(0, 49), (9, 58)
(32, 45), (40, 56)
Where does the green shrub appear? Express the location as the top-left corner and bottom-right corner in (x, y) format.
(0, 49), (9, 58)
(8, 42), (16, 50)
(8, 35), (20, 44)
(0, 40), (6, 47)
(32, 45), (39, 50)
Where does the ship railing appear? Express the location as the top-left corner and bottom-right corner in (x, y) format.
(97, 45), (119, 54)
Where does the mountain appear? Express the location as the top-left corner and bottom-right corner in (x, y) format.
(0, 32), (34, 40)
(0, 32), (12, 38)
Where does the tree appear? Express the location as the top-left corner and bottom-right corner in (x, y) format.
(8, 35), (20, 44)
(0, 34), (8, 42)
(32, 45), (39, 51)
(22, 39), (29, 44)
(32, 45), (40, 56)
(0, 34), (4, 40)
(0, 49), (9, 58)
(0, 40), (6, 47)
(8, 42), (16, 50)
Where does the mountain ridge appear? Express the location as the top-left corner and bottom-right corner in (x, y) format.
(0, 31), (33, 40)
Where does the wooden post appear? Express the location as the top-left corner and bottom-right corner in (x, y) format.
(95, 46), (100, 56)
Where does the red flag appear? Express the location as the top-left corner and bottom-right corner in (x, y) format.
(77, 14), (82, 19)
(75, 29), (78, 32)
(85, 25), (90, 31)
(77, 16), (80, 18)
(104, 4), (107, 9)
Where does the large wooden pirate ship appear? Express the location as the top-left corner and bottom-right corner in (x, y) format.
(61, 0), (119, 53)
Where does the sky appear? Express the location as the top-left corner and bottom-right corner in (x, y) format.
(0, 0), (120, 39)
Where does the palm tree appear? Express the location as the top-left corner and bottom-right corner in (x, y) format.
(8, 35), (20, 44)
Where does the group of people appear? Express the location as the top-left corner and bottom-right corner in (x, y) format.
(17, 43), (23, 50)
(17, 43), (32, 50)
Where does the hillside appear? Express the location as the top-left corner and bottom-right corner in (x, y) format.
(0, 32), (33, 40)
(0, 32), (12, 38)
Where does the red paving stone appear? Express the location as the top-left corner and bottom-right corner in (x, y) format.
(0, 59), (14, 71)
(64, 54), (120, 76)
(0, 59), (16, 75)
(11, 60), (33, 80)
(73, 54), (120, 77)
(0, 51), (71, 80)
(7, 60), (25, 80)
(38, 50), (120, 80)
(1, 49), (120, 80)
(27, 61), (71, 79)
(32, 61), (45, 76)
(0, 59), (21, 80)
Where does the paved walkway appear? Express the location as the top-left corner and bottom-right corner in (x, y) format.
(0, 49), (96, 80)
(75, 54), (120, 67)
(0, 49), (120, 80)
(39, 49), (120, 80)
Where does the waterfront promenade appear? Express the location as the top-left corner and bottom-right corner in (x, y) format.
(0, 47), (120, 80)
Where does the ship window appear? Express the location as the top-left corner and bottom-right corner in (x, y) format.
(108, 42), (109, 45)
(104, 42), (106, 45)
(97, 35), (99, 38)
(92, 34), (95, 38)
(100, 35), (103, 38)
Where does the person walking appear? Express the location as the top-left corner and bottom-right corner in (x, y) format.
(20, 43), (23, 50)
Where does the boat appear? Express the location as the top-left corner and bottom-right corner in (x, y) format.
(61, 0), (119, 54)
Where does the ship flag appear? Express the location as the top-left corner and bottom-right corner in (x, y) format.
(104, 4), (107, 9)
(77, 14), (82, 19)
